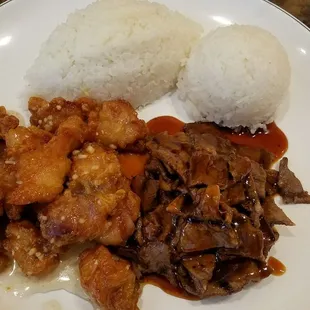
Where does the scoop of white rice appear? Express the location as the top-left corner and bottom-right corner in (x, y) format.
(24, 0), (202, 108)
(177, 25), (291, 131)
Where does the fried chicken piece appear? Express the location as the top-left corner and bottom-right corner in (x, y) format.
(29, 97), (97, 133)
(4, 204), (24, 220)
(40, 189), (140, 246)
(39, 143), (140, 247)
(3, 221), (59, 276)
(0, 145), (17, 201)
(88, 100), (148, 149)
(5, 126), (52, 157)
(68, 143), (127, 195)
(6, 116), (87, 205)
(0, 242), (10, 273)
(0, 106), (19, 139)
(79, 246), (140, 310)
(0, 252), (10, 273)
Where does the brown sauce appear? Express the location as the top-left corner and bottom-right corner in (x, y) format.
(147, 116), (185, 135)
(118, 153), (149, 179)
(144, 275), (199, 301)
(147, 116), (288, 160)
(268, 256), (286, 276)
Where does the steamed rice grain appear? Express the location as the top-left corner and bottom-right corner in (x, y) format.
(24, 0), (202, 108)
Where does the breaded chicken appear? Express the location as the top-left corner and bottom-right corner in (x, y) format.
(0, 106), (19, 139)
(29, 97), (97, 133)
(68, 143), (127, 195)
(4, 204), (24, 220)
(79, 246), (140, 310)
(6, 116), (87, 205)
(88, 100), (148, 149)
(5, 126), (52, 157)
(39, 144), (140, 247)
(3, 221), (59, 276)
(0, 146), (17, 201)
(0, 252), (10, 273)
(0, 242), (10, 273)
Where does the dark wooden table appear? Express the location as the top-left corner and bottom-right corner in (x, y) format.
(1, 0), (310, 27)
(272, 0), (310, 26)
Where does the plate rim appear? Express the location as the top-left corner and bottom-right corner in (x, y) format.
(0, 0), (310, 35)
(263, 0), (310, 32)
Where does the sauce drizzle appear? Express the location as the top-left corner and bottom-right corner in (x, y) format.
(144, 275), (199, 301)
(147, 116), (185, 135)
(268, 256), (286, 276)
(224, 122), (288, 160)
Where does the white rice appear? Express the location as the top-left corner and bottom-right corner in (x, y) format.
(24, 0), (202, 109)
(177, 25), (291, 131)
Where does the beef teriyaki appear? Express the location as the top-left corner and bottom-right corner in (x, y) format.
(125, 121), (307, 299)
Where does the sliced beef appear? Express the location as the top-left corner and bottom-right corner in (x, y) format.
(184, 122), (225, 137)
(262, 197), (294, 226)
(221, 182), (246, 206)
(145, 158), (170, 180)
(250, 161), (267, 199)
(129, 122), (305, 300)
(260, 217), (278, 257)
(141, 179), (159, 213)
(265, 169), (279, 196)
(236, 145), (274, 169)
(182, 254), (216, 282)
(166, 195), (185, 215)
(178, 254), (219, 297)
(159, 176), (178, 192)
(219, 212), (264, 261)
(191, 133), (233, 157)
(131, 174), (146, 198)
(278, 157), (310, 204)
(228, 156), (251, 182)
(191, 185), (221, 221)
(146, 133), (190, 182)
(213, 259), (269, 294)
(188, 152), (229, 189)
(138, 240), (177, 286)
(141, 205), (173, 243)
(242, 174), (263, 228)
(179, 222), (239, 253)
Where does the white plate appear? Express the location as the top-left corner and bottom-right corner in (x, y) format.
(1, 0), (310, 309)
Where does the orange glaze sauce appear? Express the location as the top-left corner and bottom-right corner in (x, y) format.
(144, 275), (199, 301)
(147, 116), (288, 160)
(268, 256), (286, 276)
(147, 116), (185, 135)
(118, 153), (149, 179)
(224, 122), (288, 160)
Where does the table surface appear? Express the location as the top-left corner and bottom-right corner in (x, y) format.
(0, 0), (309, 27)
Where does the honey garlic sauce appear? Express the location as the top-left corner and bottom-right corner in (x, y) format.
(0, 245), (89, 299)
(268, 256), (286, 276)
